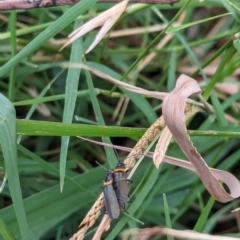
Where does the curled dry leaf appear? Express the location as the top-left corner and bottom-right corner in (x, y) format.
(162, 74), (240, 203)
(60, 0), (128, 53)
(126, 226), (239, 240)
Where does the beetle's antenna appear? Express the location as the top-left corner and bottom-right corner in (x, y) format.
(95, 161), (108, 171)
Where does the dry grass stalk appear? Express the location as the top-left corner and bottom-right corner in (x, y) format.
(92, 214), (111, 240)
(126, 226), (239, 240)
(70, 194), (104, 240)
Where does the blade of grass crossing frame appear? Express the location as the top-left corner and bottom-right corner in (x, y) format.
(60, 19), (83, 192)
(84, 64), (117, 168)
(17, 144), (96, 197)
(9, 10), (17, 102)
(203, 46), (236, 126)
(13, 89), (97, 106)
(203, 45), (235, 108)
(0, 0), (98, 77)
(167, 13), (231, 33)
(87, 62), (157, 124)
(0, 219), (15, 240)
(0, 165), (103, 238)
(25, 70), (65, 120)
(233, 35), (240, 53)
(0, 94), (29, 239)
(163, 194), (174, 240)
(117, 0), (192, 83)
(15, 119), (240, 138)
(204, 201), (237, 233)
(167, 41), (177, 92)
(193, 196), (215, 232)
(154, 6), (227, 127)
(203, 44), (235, 100)
(17, 70), (65, 144)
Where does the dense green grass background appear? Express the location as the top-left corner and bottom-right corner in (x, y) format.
(0, 0), (240, 239)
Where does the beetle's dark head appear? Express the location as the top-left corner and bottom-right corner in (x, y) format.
(114, 162), (128, 173)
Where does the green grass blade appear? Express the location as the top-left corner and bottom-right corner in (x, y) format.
(163, 194), (174, 240)
(118, 0), (192, 82)
(203, 201), (237, 233)
(84, 64), (117, 168)
(15, 119), (240, 138)
(193, 196), (215, 232)
(87, 62), (157, 124)
(0, 22), (53, 40)
(25, 70), (65, 120)
(16, 120), (146, 137)
(203, 45), (236, 100)
(9, 11), (17, 102)
(17, 144), (96, 197)
(60, 19), (82, 192)
(0, 167), (103, 239)
(0, 94), (29, 239)
(233, 34), (240, 53)
(13, 89), (97, 106)
(0, 219), (15, 240)
(167, 13), (231, 33)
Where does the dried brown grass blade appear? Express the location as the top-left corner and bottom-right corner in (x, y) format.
(92, 214), (111, 240)
(70, 194), (104, 240)
(61, 63), (204, 108)
(59, 0), (128, 53)
(127, 226), (238, 240)
(162, 74), (240, 202)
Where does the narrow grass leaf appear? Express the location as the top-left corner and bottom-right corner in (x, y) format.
(0, 22), (53, 40)
(17, 144), (96, 197)
(9, 10), (17, 102)
(13, 89), (97, 106)
(0, 94), (29, 239)
(84, 65), (117, 168)
(233, 35), (240, 53)
(163, 194), (174, 240)
(204, 201), (237, 233)
(0, 219), (15, 240)
(60, 19), (82, 192)
(0, 167), (102, 239)
(119, 0), (192, 82)
(193, 196), (215, 232)
(167, 13), (231, 33)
